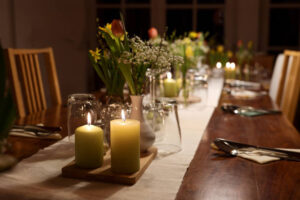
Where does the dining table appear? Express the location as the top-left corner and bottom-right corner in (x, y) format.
(1, 77), (299, 200)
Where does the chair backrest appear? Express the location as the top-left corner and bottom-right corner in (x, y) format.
(269, 53), (284, 102)
(273, 50), (300, 122)
(6, 47), (61, 117)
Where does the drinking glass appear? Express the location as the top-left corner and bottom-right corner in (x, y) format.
(153, 98), (182, 157)
(67, 93), (99, 142)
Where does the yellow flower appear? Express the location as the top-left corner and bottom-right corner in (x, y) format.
(99, 23), (112, 33)
(183, 37), (191, 44)
(185, 46), (193, 58)
(247, 41), (253, 49)
(197, 41), (203, 47)
(217, 45), (224, 53)
(189, 31), (198, 39)
(89, 48), (101, 62)
(227, 50), (233, 58)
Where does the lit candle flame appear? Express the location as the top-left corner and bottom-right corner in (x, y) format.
(226, 62), (231, 69)
(87, 112), (91, 126)
(121, 109), (126, 122)
(167, 72), (172, 79)
(216, 62), (222, 69)
(230, 62), (236, 70)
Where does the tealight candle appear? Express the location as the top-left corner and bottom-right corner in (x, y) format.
(110, 110), (140, 174)
(225, 62), (231, 79)
(75, 113), (104, 168)
(230, 62), (236, 79)
(216, 62), (222, 69)
(164, 72), (177, 97)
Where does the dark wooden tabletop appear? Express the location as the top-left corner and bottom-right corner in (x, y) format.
(6, 91), (300, 200)
(176, 93), (300, 200)
(7, 106), (68, 160)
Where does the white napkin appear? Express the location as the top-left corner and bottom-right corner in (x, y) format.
(9, 131), (62, 140)
(237, 148), (300, 164)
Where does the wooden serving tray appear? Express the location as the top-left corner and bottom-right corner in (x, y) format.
(61, 147), (157, 185)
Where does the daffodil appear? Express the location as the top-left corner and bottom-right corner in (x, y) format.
(89, 48), (101, 62)
(217, 45), (224, 53)
(99, 23), (111, 33)
(183, 37), (191, 44)
(247, 41), (253, 49)
(189, 31), (198, 39)
(185, 45), (193, 58)
(227, 50), (233, 58)
(197, 41), (203, 47)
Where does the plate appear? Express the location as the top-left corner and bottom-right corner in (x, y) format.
(230, 89), (260, 99)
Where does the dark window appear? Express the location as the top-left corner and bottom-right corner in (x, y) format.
(269, 9), (299, 46)
(97, 9), (121, 26)
(197, 0), (224, 4)
(97, 0), (120, 4)
(271, 0), (300, 3)
(125, 9), (150, 39)
(167, 10), (193, 36)
(167, 0), (192, 4)
(197, 9), (224, 44)
(126, 0), (149, 3)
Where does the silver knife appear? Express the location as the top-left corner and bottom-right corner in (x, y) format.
(214, 138), (300, 162)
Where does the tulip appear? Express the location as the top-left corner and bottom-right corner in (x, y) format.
(148, 27), (158, 39)
(111, 19), (125, 38)
(237, 40), (243, 48)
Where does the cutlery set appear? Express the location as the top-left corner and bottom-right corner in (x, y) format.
(221, 103), (281, 117)
(213, 138), (300, 162)
(10, 125), (62, 140)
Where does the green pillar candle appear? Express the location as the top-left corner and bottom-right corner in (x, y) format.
(164, 72), (178, 97)
(75, 114), (104, 169)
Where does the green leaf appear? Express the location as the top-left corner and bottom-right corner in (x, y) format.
(119, 63), (136, 95)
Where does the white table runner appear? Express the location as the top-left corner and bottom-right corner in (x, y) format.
(0, 78), (224, 200)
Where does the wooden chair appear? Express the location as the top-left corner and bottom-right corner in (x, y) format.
(6, 47), (61, 117)
(274, 50), (300, 123)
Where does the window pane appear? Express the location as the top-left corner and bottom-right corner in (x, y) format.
(97, 9), (121, 26)
(125, 9), (150, 39)
(126, 0), (149, 3)
(271, 0), (300, 3)
(167, 10), (193, 36)
(167, 0), (192, 4)
(97, 0), (120, 4)
(269, 9), (299, 46)
(197, 0), (224, 4)
(197, 9), (224, 44)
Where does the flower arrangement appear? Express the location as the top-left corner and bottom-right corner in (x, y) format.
(119, 36), (182, 95)
(235, 40), (254, 66)
(89, 17), (183, 97)
(207, 45), (233, 67)
(168, 31), (209, 87)
(88, 20), (127, 100)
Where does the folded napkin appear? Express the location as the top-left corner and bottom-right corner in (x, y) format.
(9, 130), (62, 140)
(237, 148), (300, 164)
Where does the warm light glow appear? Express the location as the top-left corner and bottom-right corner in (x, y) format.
(230, 62), (236, 70)
(167, 72), (172, 79)
(226, 62), (231, 69)
(216, 62), (222, 69)
(121, 109), (126, 122)
(87, 112), (91, 126)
